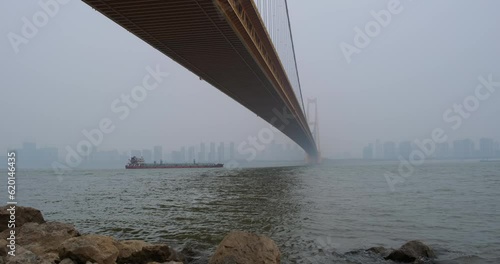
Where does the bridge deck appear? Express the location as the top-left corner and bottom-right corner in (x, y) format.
(82, 0), (318, 156)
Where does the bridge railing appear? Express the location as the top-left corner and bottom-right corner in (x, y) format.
(252, 0), (305, 113)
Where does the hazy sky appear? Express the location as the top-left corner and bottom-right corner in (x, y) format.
(1, 0), (500, 158)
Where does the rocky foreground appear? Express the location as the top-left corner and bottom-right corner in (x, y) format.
(1, 206), (436, 264)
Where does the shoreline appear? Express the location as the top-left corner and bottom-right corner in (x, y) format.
(1, 206), (443, 264)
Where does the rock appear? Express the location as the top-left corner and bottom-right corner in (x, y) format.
(367, 246), (386, 254)
(385, 240), (436, 263)
(146, 262), (183, 264)
(209, 231), (281, 264)
(180, 241), (201, 263)
(2, 222), (78, 263)
(116, 240), (153, 260)
(4, 246), (52, 264)
(115, 241), (183, 264)
(17, 221), (79, 261)
(0, 240), (8, 257)
(0, 229), (16, 242)
(60, 258), (76, 264)
(59, 235), (119, 264)
(366, 246), (392, 257)
(0, 206), (187, 264)
(0, 206), (44, 232)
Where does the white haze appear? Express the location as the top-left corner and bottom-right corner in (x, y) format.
(1, 0), (499, 159)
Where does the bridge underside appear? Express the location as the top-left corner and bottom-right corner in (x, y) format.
(82, 0), (318, 157)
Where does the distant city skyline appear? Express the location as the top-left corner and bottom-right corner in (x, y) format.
(2, 136), (499, 170)
(0, 139), (306, 169)
(362, 137), (500, 160)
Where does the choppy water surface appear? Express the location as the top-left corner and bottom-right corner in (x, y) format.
(7, 161), (500, 263)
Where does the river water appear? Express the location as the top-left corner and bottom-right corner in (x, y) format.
(5, 160), (500, 263)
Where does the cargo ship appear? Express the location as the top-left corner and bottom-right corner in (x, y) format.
(125, 156), (223, 169)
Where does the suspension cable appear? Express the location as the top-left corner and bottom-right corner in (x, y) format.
(284, 0), (305, 112)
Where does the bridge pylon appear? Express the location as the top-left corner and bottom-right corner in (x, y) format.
(306, 98), (322, 164)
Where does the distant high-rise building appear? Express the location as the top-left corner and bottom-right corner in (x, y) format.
(453, 140), (463, 158)
(180, 147), (186, 163)
(188, 146), (195, 163)
(153, 146), (163, 162)
(383, 141), (397, 160)
(119, 151), (129, 163)
(375, 139), (383, 159)
(172, 150), (181, 163)
(16, 142), (62, 168)
(362, 144), (373, 160)
(218, 142), (225, 162)
(436, 142), (450, 159)
(38, 147), (59, 165)
(453, 139), (474, 159)
(199, 143), (206, 162)
(479, 138), (494, 158)
(19, 142), (37, 168)
(92, 149), (121, 164)
(142, 149), (153, 162)
(209, 142), (216, 162)
(131, 149), (141, 157)
(229, 142), (235, 160)
(398, 141), (412, 160)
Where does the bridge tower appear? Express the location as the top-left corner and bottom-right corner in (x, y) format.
(306, 98), (322, 164)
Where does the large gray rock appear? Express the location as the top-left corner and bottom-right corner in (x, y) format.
(17, 221), (80, 261)
(116, 240), (183, 264)
(0, 206), (44, 232)
(59, 235), (120, 264)
(0, 221), (78, 262)
(0, 206), (187, 264)
(4, 246), (52, 264)
(117, 240), (152, 260)
(385, 240), (436, 263)
(209, 231), (281, 264)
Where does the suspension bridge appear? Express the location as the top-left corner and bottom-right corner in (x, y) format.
(82, 0), (321, 162)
